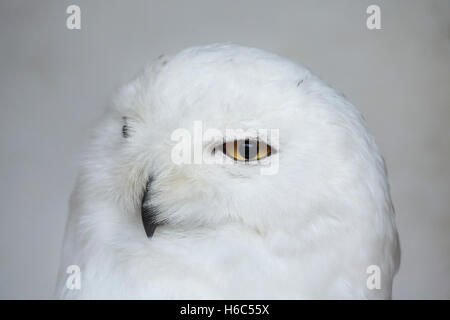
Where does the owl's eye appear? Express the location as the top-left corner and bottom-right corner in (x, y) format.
(222, 139), (272, 161)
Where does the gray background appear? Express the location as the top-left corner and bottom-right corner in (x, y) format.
(0, 0), (449, 299)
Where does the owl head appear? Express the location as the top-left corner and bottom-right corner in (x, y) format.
(62, 44), (400, 299)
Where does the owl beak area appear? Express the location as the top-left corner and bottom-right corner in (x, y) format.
(141, 176), (160, 238)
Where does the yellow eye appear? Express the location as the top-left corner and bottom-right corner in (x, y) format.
(222, 139), (272, 161)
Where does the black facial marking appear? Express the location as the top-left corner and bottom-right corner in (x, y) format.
(122, 116), (129, 138)
(141, 177), (161, 238)
(297, 79), (304, 87)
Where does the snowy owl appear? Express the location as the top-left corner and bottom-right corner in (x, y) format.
(56, 44), (400, 299)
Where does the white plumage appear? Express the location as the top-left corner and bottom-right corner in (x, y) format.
(56, 44), (400, 299)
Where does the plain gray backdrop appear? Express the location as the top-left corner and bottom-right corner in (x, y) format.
(0, 0), (449, 299)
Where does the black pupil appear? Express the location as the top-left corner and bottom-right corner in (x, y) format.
(239, 139), (258, 160)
